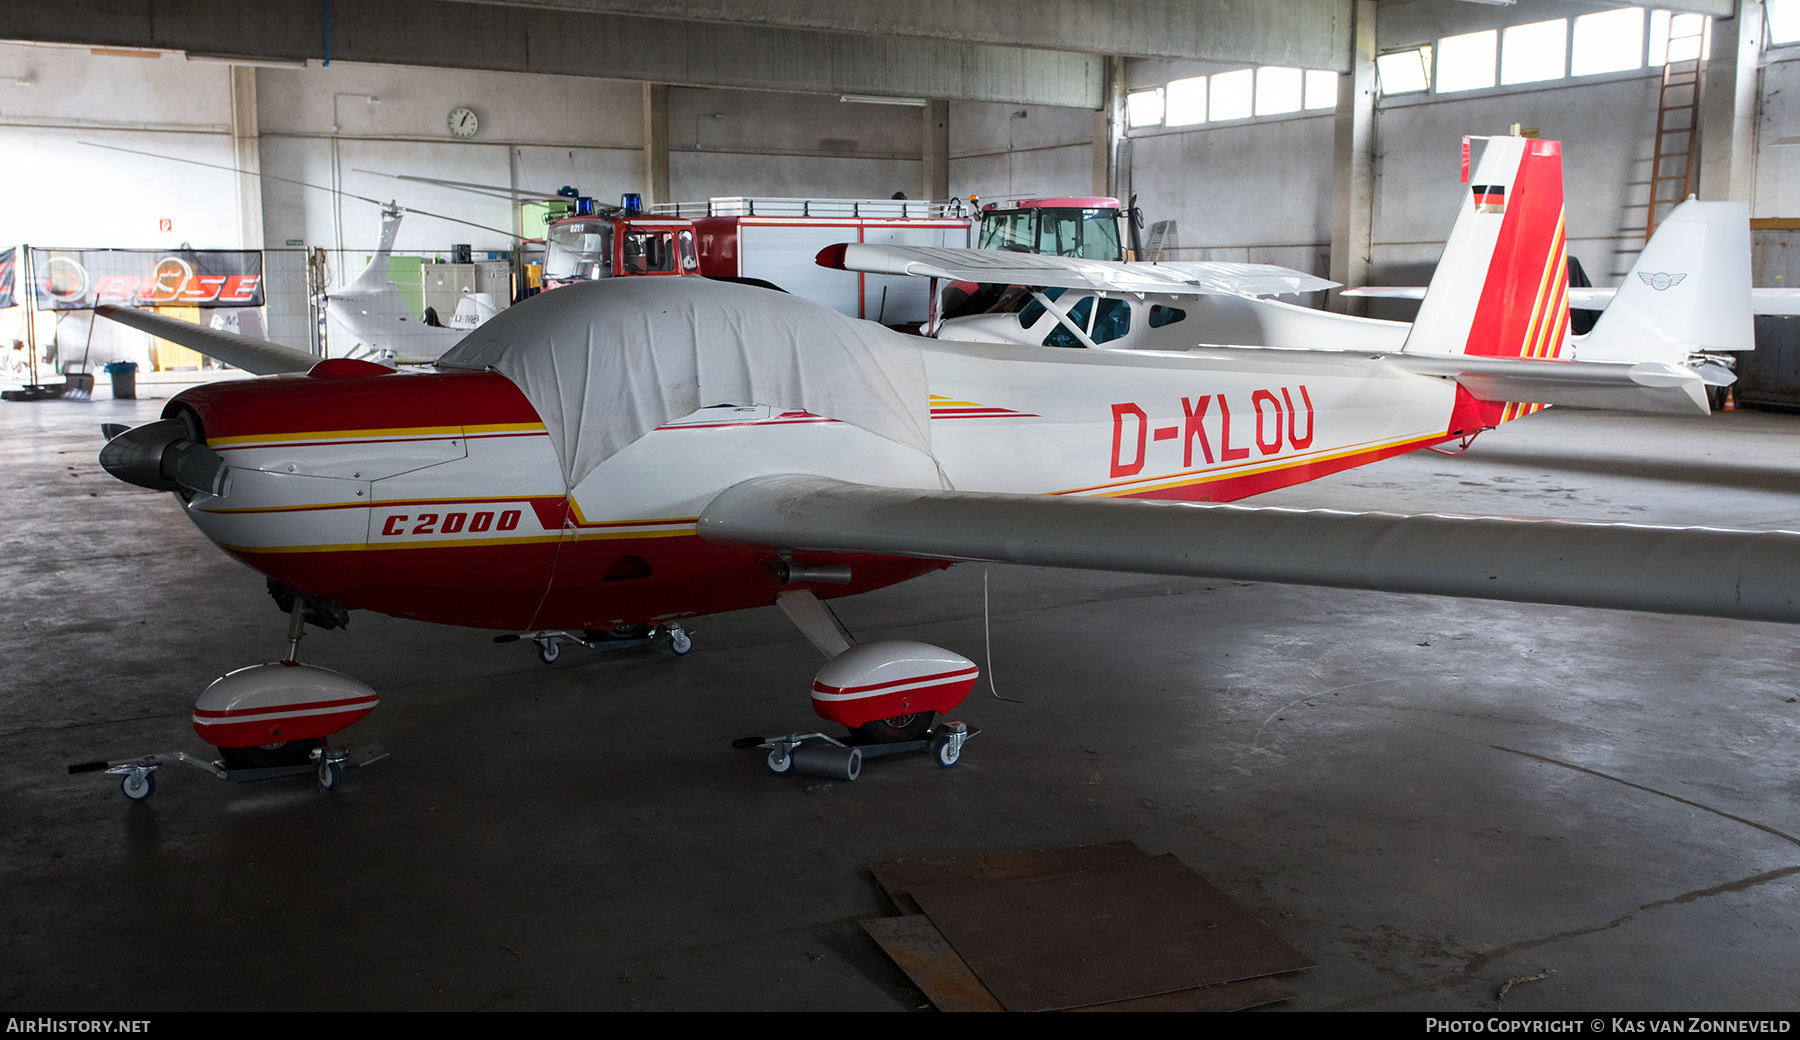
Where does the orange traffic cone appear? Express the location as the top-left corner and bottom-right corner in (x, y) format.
(1725, 388), (1736, 411)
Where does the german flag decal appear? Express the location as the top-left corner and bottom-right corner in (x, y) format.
(1471, 184), (1506, 214)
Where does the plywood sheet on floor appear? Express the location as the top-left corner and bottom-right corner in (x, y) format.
(867, 843), (1311, 1011)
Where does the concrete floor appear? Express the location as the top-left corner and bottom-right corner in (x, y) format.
(3, 396), (1799, 1011)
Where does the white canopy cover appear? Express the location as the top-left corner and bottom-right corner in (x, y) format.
(438, 277), (934, 491)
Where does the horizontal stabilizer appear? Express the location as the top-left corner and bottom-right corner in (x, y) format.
(699, 475), (1800, 624)
(96, 306), (317, 376)
(1347, 286), (1799, 315)
(1348, 285), (1615, 309)
(819, 243), (1337, 297)
(1387, 354), (1711, 415)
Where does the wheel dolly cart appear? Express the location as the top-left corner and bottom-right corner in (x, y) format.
(69, 743), (389, 801)
(734, 721), (975, 781)
(496, 622), (693, 664)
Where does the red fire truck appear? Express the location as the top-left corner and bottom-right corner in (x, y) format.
(541, 196), (971, 326)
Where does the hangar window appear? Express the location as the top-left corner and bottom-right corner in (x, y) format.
(1127, 88), (1164, 128)
(1129, 67), (1339, 130)
(1376, 47), (1431, 95)
(1651, 10), (1712, 64)
(1571, 8), (1645, 75)
(1770, 1), (1800, 45)
(1304, 70), (1338, 110)
(1209, 68), (1254, 121)
(1501, 19), (1568, 85)
(1165, 76), (1207, 126)
(1255, 67), (1304, 116)
(1436, 30), (1497, 93)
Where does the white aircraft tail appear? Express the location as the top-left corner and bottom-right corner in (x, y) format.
(1403, 136), (1569, 362)
(1574, 199), (1753, 364)
(1395, 138), (1717, 419)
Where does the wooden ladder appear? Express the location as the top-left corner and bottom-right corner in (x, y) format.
(1646, 22), (1708, 241)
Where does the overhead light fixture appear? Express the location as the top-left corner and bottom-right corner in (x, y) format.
(839, 94), (928, 107)
(184, 52), (309, 69)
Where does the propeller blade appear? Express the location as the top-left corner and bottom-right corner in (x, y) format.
(78, 142), (524, 240)
(351, 169), (562, 201)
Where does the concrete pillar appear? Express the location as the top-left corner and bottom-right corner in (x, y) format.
(1102, 56), (1130, 205)
(1328, 0), (1377, 314)
(923, 100), (949, 201)
(642, 82), (670, 208)
(1092, 107), (1110, 197)
(1698, 0), (1763, 204)
(229, 65), (264, 251)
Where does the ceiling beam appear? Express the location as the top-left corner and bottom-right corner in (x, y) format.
(442, 0), (1357, 71)
(0, 0), (1104, 106)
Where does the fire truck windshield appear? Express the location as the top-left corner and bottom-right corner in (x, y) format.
(978, 207), (1122, 261)
(545, 221), (613, 282)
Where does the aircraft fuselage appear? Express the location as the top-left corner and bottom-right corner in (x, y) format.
(163, 337), (1484, 631)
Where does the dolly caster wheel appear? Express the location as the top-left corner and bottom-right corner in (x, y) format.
(537, 638), (561, 665)
(120, 772), (155, 801)
(317, 759), (344, 791)
(766, 747), (795, 775)
(933, 735), (962, 768)
(668, 628), (693, 656)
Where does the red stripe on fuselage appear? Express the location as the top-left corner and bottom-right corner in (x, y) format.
(167, 370), (540, 444)
(1117, 431), (1456, 503)
(226, 533), (948, 632)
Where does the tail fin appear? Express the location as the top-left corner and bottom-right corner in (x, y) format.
(1574, 200), (1752, 364)
(1405, 136), (1569, 361)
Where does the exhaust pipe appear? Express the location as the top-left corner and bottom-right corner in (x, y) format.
(98, 418), (233, 497)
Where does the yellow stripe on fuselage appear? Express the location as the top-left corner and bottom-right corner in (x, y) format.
(1069, 429), (1447, 499)
(208, 421), (544, 447)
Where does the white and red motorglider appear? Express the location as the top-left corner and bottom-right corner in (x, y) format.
(90, 136), (1798, 792)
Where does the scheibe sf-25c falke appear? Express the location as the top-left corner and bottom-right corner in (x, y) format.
(92, 136), (1798, 794)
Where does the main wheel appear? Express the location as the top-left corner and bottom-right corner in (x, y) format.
(852, 711), (936, 744)
(766, 747), (796, 775)
(537, 639), (561, 664)
(219, 738), (322, 770)
(120, 772), (155, 801)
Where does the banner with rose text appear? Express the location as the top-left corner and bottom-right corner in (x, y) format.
(28, 248), (263, 310)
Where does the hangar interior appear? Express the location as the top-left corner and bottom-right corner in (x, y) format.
(3, 0), (1800, 1013)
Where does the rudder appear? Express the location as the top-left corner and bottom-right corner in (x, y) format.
(1406, 136), (1569, 432)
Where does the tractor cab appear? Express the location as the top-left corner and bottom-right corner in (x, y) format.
(975, 197), (1126, 261)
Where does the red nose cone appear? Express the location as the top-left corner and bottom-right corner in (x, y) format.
(814, 243), (849, 270)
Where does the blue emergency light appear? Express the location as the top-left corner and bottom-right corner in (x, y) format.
(574, 197), (596, 216)
(621, 193), (643, 213)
